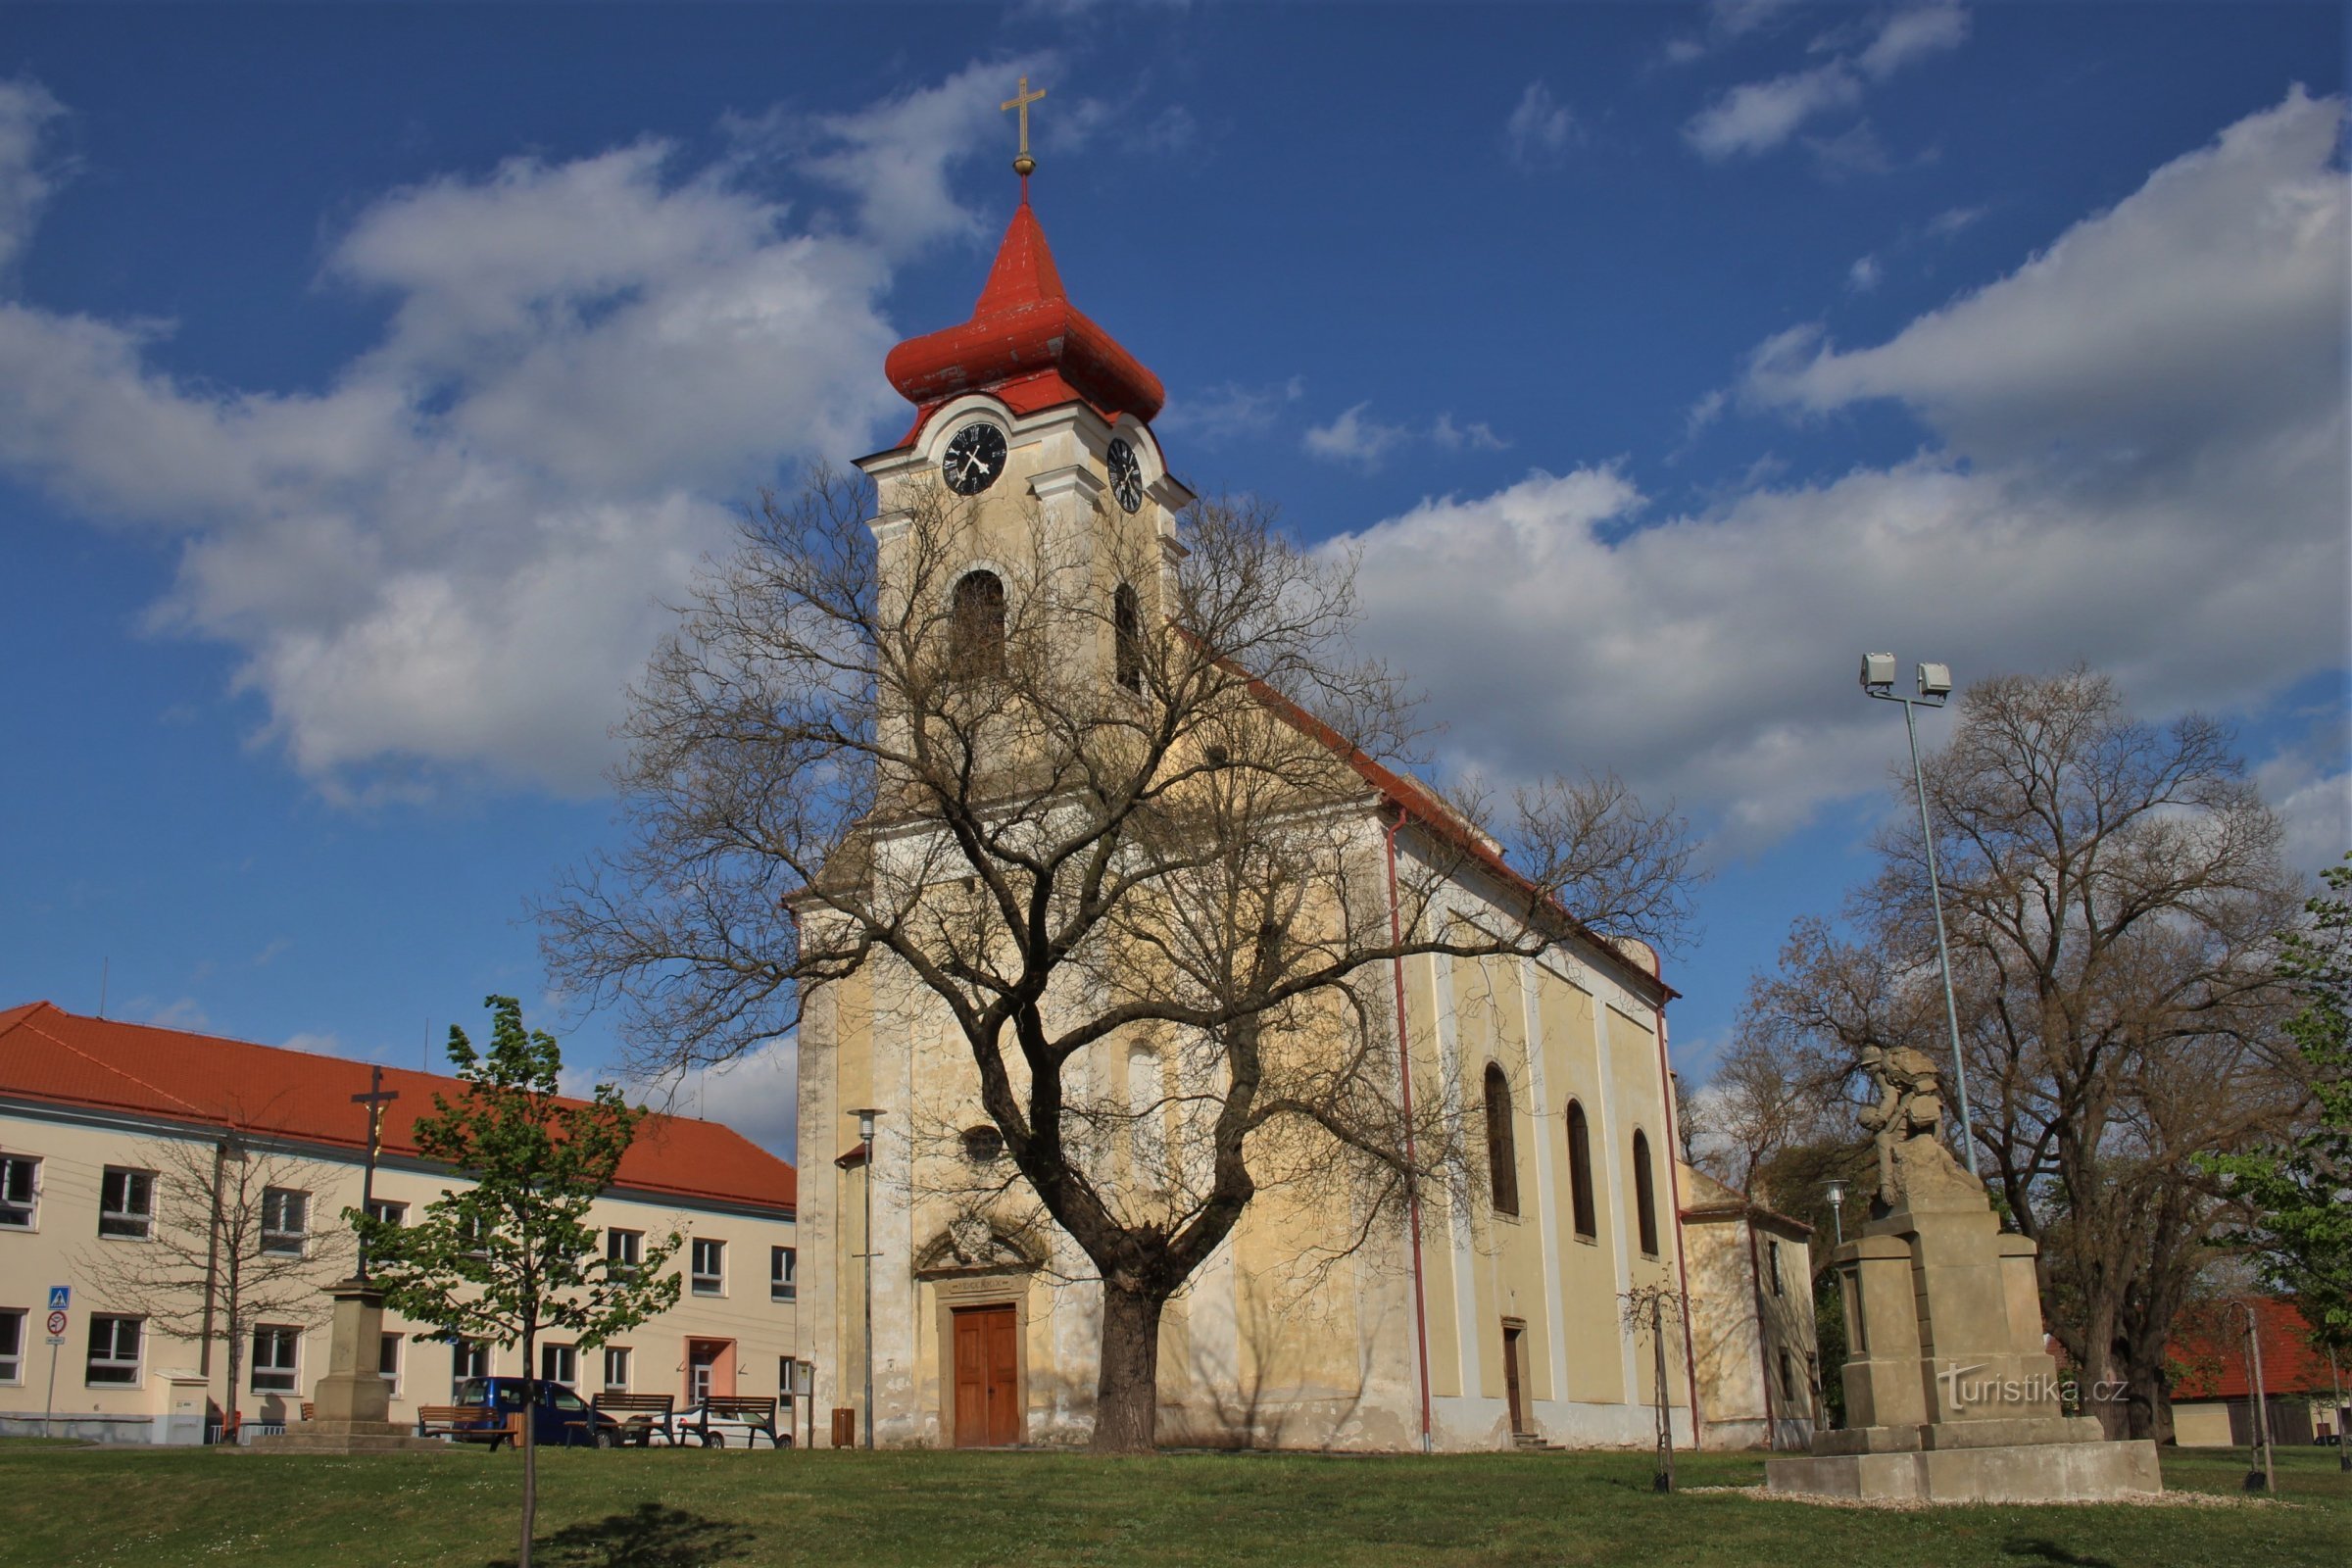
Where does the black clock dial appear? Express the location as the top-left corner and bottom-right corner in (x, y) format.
(943, 422), (1007, 495)
(1106, 438), (1144, 514)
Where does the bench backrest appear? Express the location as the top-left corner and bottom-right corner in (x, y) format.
(594, 1394), (674, 1412)
(706, 1396), (776, 1420)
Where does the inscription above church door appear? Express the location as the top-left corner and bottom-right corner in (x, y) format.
(953, 1304), (1021, 1447)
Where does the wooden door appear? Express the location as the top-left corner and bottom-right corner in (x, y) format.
(1502, 1323), (1528, 1435)
(953, 1305), (1021, 1447)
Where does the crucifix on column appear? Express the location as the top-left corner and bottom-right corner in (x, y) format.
(351, 1066), (400, 1281)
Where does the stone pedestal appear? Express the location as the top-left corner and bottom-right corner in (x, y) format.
(1766, 1141), (2160, 1503)
(249, 1279), (446, 1455)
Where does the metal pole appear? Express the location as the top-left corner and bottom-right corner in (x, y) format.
(42, 1334), (60, 1440)
(2329, 1347), (2348, 1472)
(861, 1124), (877, 1450)
(1898, 697), (1981, 1177)
(2244, 1301), (2275, 1492)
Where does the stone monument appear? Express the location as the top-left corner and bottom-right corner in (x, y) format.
(248, 1279), (445, 1452)
(1765, 1046), (2162, 1503)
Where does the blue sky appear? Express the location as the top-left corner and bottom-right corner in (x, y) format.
(2, 2), (2344, 1161)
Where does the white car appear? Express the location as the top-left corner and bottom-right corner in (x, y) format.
(647, 1400), (790, 1448)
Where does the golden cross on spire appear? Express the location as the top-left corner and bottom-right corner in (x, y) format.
(1002, 74), (1047, 177)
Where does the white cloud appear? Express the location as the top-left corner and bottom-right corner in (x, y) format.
(1927, 204), (1984, 238)
(1664, 0), (1799, 66)
(0, 71), (1012, 802)
(1431, 413), (1510, 453)
(0, 78), (63, 278)
(1159, 374), (1303, 445)
(1505, 81), (1577, 167)
(1304, 402), (1412, 468)
(1685, 4), (1968, 161)
(1847, 254), (1883, 291)
(1335, 92), (2348, 854)
(629, 1035), (800, 1159)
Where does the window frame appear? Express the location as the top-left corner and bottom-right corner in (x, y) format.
(86, 1314), (142, 1387)
(949, 569), (1007, 679)
(606, 1227), (643, 1273)
(0, 1308), (23, 1384)
(364, 1198), (407, 1228)
(1482, 1063), (1520, 1218)
(260, 1187), (311, 1257)
(602, 1346), (630, 1393)
(251, 1323), (302, 1394)
(451, 1338), (489, 1397)
(0, 1154), (38, 1229)
(378, 1332), (402, 1392)
(771, 1245), (797, 1303)
(1112, 581), (1144, 693)
(1563, 1100), (1597, 1241)
(540, 1342), (577, 1388)
(690, 1237), (725, 1297)
(1632, 1129), (1660, 1258)
(97, 1166), (155, 1241)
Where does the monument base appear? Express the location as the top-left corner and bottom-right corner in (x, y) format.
(248, 1419), (448, 1455)
(1766, 1437), (2161, 1504)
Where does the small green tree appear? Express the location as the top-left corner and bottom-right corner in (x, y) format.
(352, 997), (680, 1568)
(2209, 854), (2352, 1350)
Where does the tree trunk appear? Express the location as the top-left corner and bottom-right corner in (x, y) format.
(518, 1328), (536, 1568)
(1091, 1283), (1164, 1454)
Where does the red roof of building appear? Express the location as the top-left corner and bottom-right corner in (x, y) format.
(882, 194), (1165, 449)
(0, 1002), (794, 1214)
(2171, 1298), (2338, 1399)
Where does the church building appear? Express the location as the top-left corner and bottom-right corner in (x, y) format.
(793, 109), (1810, 1454)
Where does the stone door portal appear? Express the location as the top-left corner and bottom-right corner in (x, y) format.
(1502, 1322), (1529, 1436)
(953, 1304), (1021, 1446)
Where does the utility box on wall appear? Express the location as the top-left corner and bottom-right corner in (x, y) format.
(155, 1373), (210, 1446)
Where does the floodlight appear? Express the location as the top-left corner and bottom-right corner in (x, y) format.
(1860, 652), (1896, 689)
(1918, 662), (1953, 699)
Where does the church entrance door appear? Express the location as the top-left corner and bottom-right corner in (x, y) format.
(952, 1304), (1021, 1446)
(1501, 1322), (1529, 1436)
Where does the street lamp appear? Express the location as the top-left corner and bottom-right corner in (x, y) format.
(1859, 654), (1981, 1180)
(1823, 1178), (1846, 1246)
(2239, 1299), (2275, 1493)
(849, 1106), (885, 1450)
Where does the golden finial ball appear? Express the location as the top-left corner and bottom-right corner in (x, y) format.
(1013, 154), (1036, 177)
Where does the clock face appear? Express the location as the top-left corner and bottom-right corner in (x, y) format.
(1106, 437), (1144, 514)
(943, 422), (1007, 496)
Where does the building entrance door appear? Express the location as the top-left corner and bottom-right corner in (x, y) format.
(1502, 1322), (1529, 1436)
(686, 1340), (733, 1405)
(952, 1304), (1021, 1446)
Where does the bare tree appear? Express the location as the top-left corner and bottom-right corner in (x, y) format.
(77, 1129), (353, 1432)
(1745, 668), (2306, 1442)
(1686, 1024), (1847, 1202)
(547, 469), (1698, 1451)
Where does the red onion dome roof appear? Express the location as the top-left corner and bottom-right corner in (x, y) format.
(884, 197), (1164, 445)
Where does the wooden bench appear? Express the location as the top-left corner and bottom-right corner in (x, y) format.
(416, 1403), (520, 1450)
(691, 1395), (785, 1449)
(592, 1392), (676, 1446)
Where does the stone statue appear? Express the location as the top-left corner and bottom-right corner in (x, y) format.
(1858, 1042), (1945, 1205)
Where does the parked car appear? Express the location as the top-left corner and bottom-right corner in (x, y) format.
(647, 1400), (784, 1448)
(453, 1377), (629, 1447)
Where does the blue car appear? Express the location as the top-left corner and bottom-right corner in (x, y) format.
(453, 1377), (627, 1447)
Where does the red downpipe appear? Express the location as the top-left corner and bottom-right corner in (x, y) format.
(1655, 1008), (1705, 1450)
(1385, 810), (1436, 1454)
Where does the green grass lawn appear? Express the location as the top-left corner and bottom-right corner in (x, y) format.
(0, 1440), (2344, 1568)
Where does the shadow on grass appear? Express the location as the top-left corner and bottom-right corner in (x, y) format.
(2000, 1541), (2118, 1567)
(489, 1502), (755, 1568)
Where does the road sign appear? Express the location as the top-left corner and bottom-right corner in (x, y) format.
(44, 1310), (66, 1337)
(46, 1287), (68, 1312)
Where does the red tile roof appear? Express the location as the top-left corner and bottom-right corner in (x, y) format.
(2171, 1298), (2339, 1400)
(0, 1002), (794, 1213)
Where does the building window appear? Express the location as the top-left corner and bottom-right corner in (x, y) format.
(0, 1155), (38, 1228)
(607, 1227), (642, 1274)
(771, 1246), (797, 1303)
(1780, 1349), (1798, 1403)
(260, 1188), (309, 1256)
(950, 569), (1006, 678)
(779, 1355), (800, 1405)
(86, 1315), (142, 1386)
(458, 1212), (491, 1257)
(365, 1199), (407, 1227)
(451, 1338), (489, 1396)
(98, 1167), (154, 1240)
(691, 1238), (725, 1296)
(540, 1343), (577, 1388)
(1632, 1130), (1659, 1257)
(1113, 582), (1144, 693)
(603, 1347), (630, 1393)
(1483, 1064), (1519, 1217)
(378, 1334), (402, 1391)
(0, 1309), (22, 1383)
(1564, 1101), (1597, 1240)
(960, 1125), (1004, 1165)
(1767, 1238), (1783, 1297)
(252, 1325), (301, 1393)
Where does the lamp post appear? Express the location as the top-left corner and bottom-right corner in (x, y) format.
(1823, 1178), (1846, 1246)
(849, 1107), (884, 1450)
(2240, 1299), (2275, 1493)
(1859, 654), (1980, 1179)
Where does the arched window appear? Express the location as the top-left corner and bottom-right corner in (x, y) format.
(1483, 1063), (1519, 1217)
(1632, 1129), (1659, 1257)
(1564, 1100), (1597, 1240)
(1113, 582), (1143, 693)
(950, 569), (1005, 677)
